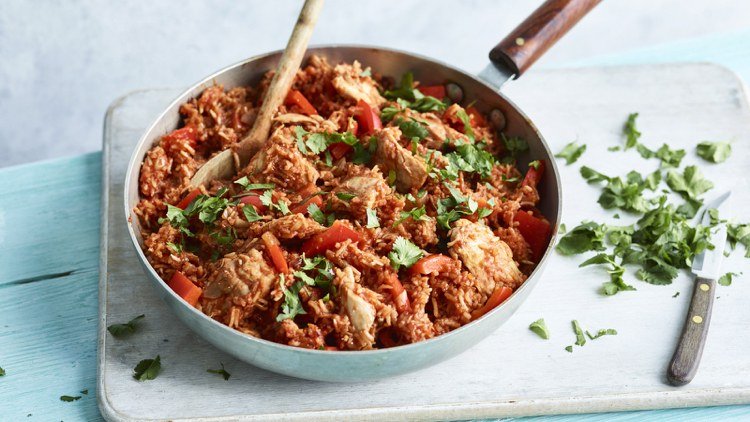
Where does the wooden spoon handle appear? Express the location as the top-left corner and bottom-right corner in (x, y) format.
(667, 276), (716, 386)
(488, 0), (600, 77)
(235, 0), (324, 164)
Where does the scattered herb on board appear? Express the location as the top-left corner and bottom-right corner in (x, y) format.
(133, 355), (161, 381)
(529, 318), (550, 339)
(673, 292), (680, 298)
(586, 328), (618, 340)
(207, 363), (231, 381)
(718, 272), (739, 286)
(107, 314), (145, 338)
(623, 112), (641, 149)
(565, 345), (574, 353)
(0, 366), (5, 376)
(696, 141), (732, 163)
(60, 395), (81, 402)
(555, 141), (587, 165)
(388, 237), (424, 270)
(81, 389), (89, 395)
(572, 320), (587, 346)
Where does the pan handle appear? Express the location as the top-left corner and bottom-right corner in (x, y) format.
(489, 0), (601, 77)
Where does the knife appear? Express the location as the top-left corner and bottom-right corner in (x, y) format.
(667, 191), (731, 386)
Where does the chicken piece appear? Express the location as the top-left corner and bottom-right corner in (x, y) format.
(273, 113), (338, 132)
(332, 61), (385, 106)
(260, 214), (325, 240)
(244, 127), (319, 191)
(335, 266), (377, 349)
(396, 108), (469, 149)
(330, 171), (394, 222)
(448, 219), (525, 294)
(373, 127), (428, 193)
(203, 250), (276, 303)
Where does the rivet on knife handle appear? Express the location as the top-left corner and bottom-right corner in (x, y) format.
(667, 276), (716, 386)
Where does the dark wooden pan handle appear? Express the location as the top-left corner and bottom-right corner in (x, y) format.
(667, 276), (716, 386)
(489, 0), (601, 77)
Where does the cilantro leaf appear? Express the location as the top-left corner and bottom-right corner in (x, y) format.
(529, 318), (550, 339)
(307, 203), (328, 226)
(60, 395), (81, 402)
(718, 272), (739, 286)
(623, 112), (640, 149)
(586, 328), (618, 340)
(501, 134), (528, 162)
(388, 237), (424, 270)
(727, 223), (750, 257)
(580, 166), (610, 183)
(207, 363), (231, 380)
(555, 141), (587, 165)
(107, 314), (145, 338)
(366, 208), (380, 228)
(133, 355), (161, 381)
(666, 165), (714, 201)
(395, 206), (427, 226)
(572, 320), (586, 346)
(636, 143), (685, 168)
(395, 118), (429, 141)
(242, 205), (263, 222)
(336, 192), (356, 202)
(696, 141), (732, 163)
(579, 253), (635, 295)
(0, 367), (4, 376)
(277, 274), (307, 322)
(555, 221), (607, 255)
(234, 176), (274, 191)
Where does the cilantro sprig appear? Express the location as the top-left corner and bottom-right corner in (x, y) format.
(107, 314), (145, 338)
(555, 141), (587, 165)
(388, 237), (424, 270)
(133, 355), (161, 381)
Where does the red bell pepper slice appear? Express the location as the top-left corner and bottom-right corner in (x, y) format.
(466, 106), (487, 127)
(284, 89), (318, 115)
(239, 194), (268, 213)
(163, 126), (197, 143)
(417, 84), (446, 99)
(168, 271), (203, 307)
(176, 188), (201, 210)
(409, 254), (454, 276)
(521, 159), (545, 189)
(328, 142), (353, 160)
(385, 274), (411, 313)
(300, 221), (360, 257)
(471, 286), (513, 321)
(290, 194), (323, 215)
(515, 210), (552, 262)
(354, 99), (382, 135)
(262, 232), (289, 274)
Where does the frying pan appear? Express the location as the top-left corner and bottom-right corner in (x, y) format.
(123, 0), (599, 381)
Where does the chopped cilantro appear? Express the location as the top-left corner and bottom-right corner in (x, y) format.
(586, 328), (618, 340)
(388, 237), (424, 270)
(673, 291), (680, 298)
(580, 253), (635, 295)
(383, 72), (447, 114)
(666, 165), (714, 202)
(395, 118), (429, 141)
(166, 242), (183, 253)
(555, 221), (606, 255)
(242, 205), (263, 222)
(555, 141), (587, 165)
(336, 192), (356, 202)
(727, 223), (750, 257)
(636, 143), (686, 168)
(500, 134), (528, 163)
(366, 208), (380, 228)
(294, 126), (359, 156)
(207, 363), (231, 380)
(565, 345), (574, 353)
(307, 203), (327, 225)
(529, 318), (549, 339)
(718, 272), (739, 286)
(277, 274), (307, 321)
(0, 367), (4, 376)
(696, 141), (732, 163)
(572, 320), (586, 346)
(623, 112), (640, 149)
(107, 314), (145, 338)
(234, 176), (274, 191)
(133, 355), (161, 381)
(395, 206), (427, 227)
(60, 395), (81, 402)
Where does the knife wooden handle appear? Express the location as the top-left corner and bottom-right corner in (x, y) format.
(489, 0), (601, 77)
(667, 276), (716, 386)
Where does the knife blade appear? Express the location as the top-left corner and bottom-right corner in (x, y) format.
(691, 191), (731, 279)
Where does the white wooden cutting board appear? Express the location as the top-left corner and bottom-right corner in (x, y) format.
(98, 63), (750, 421)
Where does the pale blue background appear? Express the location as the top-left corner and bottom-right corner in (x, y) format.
(1, 0), (750, 420)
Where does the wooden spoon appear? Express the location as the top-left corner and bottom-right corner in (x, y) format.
(190, 0), (325, 187)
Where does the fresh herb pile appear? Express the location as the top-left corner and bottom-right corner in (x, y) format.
(555, 113), (746, 295)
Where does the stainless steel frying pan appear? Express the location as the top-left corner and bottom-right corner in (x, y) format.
(123, 0), (599, 381)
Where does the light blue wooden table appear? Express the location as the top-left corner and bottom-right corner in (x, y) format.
(2, 30), (750, 421)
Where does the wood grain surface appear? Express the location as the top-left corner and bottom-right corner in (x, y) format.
(97, 63), (750, 421)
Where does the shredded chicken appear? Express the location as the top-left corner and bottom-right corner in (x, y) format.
(373, 127), (428, 192)
(203, 250), (276, 302)
(332, 61), (386, 106)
